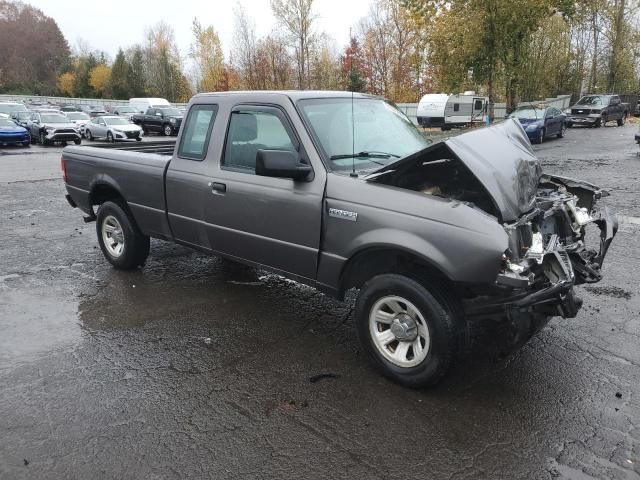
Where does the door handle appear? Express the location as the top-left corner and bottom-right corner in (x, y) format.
(208, 182), (226, 194)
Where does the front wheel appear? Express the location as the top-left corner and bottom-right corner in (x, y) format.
(355, 274), (460, 388)
(617, 115), (625, 126)
(533, 128), (545, 144)
(96, 201), (150, 270)
(107, 131), (114, 143)
(163, 124), (173, 136)
(86, 130), (93, 141)
(558, 123), (566, 138)
(73, 138), (81, 145)
(39, 131), (47, 145)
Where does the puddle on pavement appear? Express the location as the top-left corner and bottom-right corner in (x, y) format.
(0, 288), (80, 366)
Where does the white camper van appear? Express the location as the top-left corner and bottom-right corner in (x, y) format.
(129, 98), (170, 114)
(417, 92), (488, 130)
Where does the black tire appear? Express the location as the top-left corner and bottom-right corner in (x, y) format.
(163, 124), (173, 136)
(39, 131), (47, 145)
(135, 137), (142, 142)
(23, 141), (30, 148)
(566, 122), (573, 128)
(595, 118), (603, 127)
(355, 274), (460, 388)
(86, 129), (93, 141)
(533, 128), (545, 144)
(73, 138), (81, 145)
(558, 123), (566, 138)
(107, 131), (114, 143)
(96, 201), (150, 270)
(617, 115), (625, 126)
(61, 141), (68, 146)
(142, 126), (149, 135)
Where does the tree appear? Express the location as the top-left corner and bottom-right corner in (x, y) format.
(190, 19), (226, 92)
(89, 64), (112, 96)
(144, 21), (187, 100)
(110, 48), (130, 99)
(127, 46), (147, 97)
(271, 0), (316, 89)
(341, 37), (367, 92)
(0, 1), (70, 94)
(232, 2), (259, 89)
(57, 72), (77, 96)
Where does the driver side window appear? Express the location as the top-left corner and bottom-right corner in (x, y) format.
(223, 109), (296, 173)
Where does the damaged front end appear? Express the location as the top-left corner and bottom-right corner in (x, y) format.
(493, 175), (617, 319)
(367, 118), (617, 323)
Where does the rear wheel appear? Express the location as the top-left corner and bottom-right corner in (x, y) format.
(96, 201), (150, 270)
(355, 274), (460, 388)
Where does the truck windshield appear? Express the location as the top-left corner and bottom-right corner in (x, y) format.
(576, 96), (605, 106)
(159, 108), (181, 116)
(104, 117), (131, 125)
(298, 98), (430, 172)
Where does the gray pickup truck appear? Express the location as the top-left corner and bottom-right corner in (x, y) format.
(566, 94), (628, 128)
(62, 91), (617, 387)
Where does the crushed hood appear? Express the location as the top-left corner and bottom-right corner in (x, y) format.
(367, 119), (541, 222)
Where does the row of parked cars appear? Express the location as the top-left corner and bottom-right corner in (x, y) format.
(506, 93), (629, 144)
(0, 97), (186, 148)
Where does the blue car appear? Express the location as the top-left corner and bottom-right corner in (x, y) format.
(508, 105), (567, 144)
(0, 116), (31, 147)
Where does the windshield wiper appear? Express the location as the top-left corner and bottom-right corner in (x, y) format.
(330, 151), (401, 160)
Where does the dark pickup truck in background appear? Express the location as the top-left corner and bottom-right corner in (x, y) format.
(566, 94), (628, 127)
(62, 91), (617, 388)
(132, 106), (183, 136)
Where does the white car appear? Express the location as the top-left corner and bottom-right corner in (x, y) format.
(84, 115), (143, 142)
(63, 111), (91, 136)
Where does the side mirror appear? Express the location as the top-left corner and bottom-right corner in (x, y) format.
(256, 149), (312, 181)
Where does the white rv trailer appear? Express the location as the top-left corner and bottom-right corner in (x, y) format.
(417, 92), (488, 130)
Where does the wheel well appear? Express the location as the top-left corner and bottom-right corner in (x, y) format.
(339, 248), (452, 295)
(90, 184), (125, 207)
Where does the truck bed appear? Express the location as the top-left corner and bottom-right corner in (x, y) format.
(62, 141), (176, 240)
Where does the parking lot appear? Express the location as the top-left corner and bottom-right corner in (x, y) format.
(1, 125), (639, 479)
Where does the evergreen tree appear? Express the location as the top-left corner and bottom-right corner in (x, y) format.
(110, 48), (130, 99)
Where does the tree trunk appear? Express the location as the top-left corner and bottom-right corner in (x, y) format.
(607, 0), (625, 92)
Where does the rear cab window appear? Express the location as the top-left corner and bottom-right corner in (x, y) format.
(177, 104), (218, 161)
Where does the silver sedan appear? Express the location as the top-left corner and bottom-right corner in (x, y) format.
(84, 116), (143, 142)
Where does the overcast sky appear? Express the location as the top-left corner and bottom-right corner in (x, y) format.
(24, 0), (373, 58)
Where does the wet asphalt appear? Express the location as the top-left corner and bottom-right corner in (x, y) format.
(0, 125), (639, 479)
